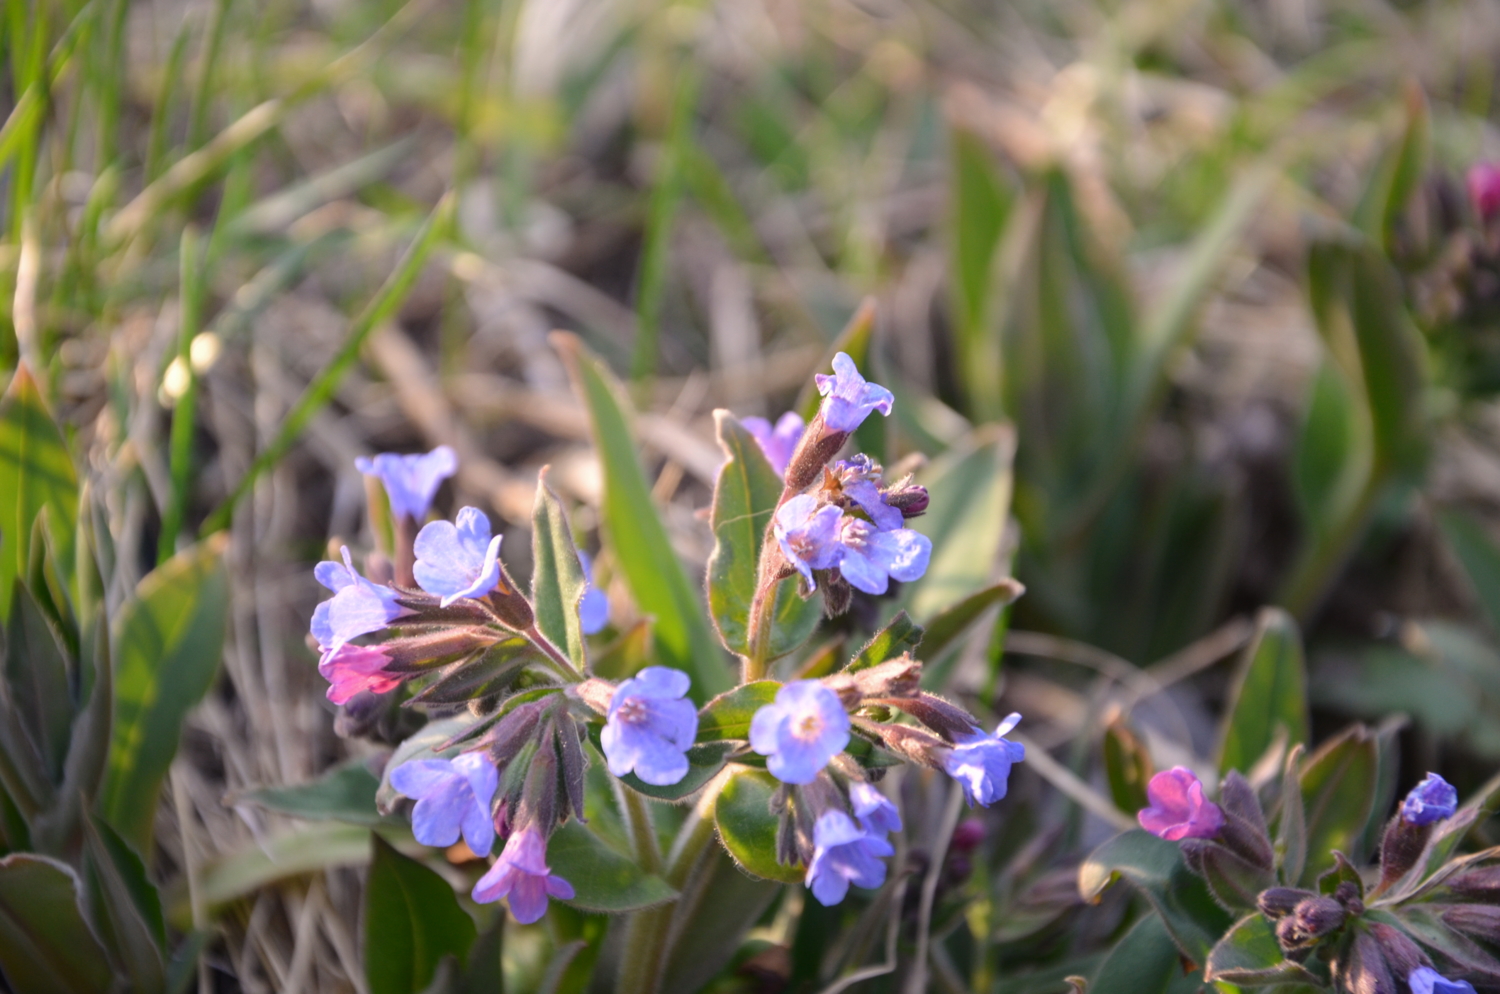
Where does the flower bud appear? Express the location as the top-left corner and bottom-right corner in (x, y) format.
(334, 690), (394, 740)
(380, 626), (504, 672)
(1276, 896), (1347, 950)
(824, 656), (923, 707)
(483, 697), (552, 766)
(1440, 903), (1500, 944)
(881, 477), (929, 518)
(783, 412), (851, 495)
(1378, 814), (1432, 891)
(1331, 929), (1396, 994)
(871, 722), (947, 766)
(820, 572), (853, 617)
(556, 715), (588, 823)
(890, 693), (983, 742)
(571, 678), (616, 715)
(1258, 887), (1316, 919)
(1402, 773), (1459, 826)
(1217, 771), (1274, 871)
(1446, 865), (1500, 900)
(520, 731), (560, 831)
(488, 564), (537, 631)
(1367, 922), (1430, 978)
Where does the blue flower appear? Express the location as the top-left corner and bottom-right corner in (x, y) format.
(833, 456), (903, 531)
(749, 680), (850, 785)
(1409, 967), (1477, 994)
(355, 446), (458, 521)
(942, 713), (1025, 807)
(413, 506), (504, 607)
(601, 666), (698, 786)
(849, 782), (902, 835)
(805, 811), (892, 906)
(835, 517), (931, 595)
(814, 352), (894, 433)
(310, 547), (410, 650)
(578, 550), (609, 636)
(472, 824), (575, 924)
(773, 495), (844, 588)
(1401, 772), (1458, 826)
(390, 752), (499, 856)
(743, 412), (805, 476)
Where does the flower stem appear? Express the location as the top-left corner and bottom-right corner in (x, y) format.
(615, 772), (731, 994)
(524, 624), (584, 682)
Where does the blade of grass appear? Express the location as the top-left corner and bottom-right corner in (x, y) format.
(158, 227), (205, 562)
(200, 191), (455, 536)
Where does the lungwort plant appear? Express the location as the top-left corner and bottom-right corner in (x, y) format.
(278, 341), (1027, 993)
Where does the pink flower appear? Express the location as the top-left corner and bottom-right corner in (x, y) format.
(318, 644), (400, 704)
(1138, 767), (1224, 841)
(471, 825), (574, 924)
(1468, 163), (1500, 220)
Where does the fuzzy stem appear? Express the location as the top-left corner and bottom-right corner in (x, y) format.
(615, 772), (731, 994)
(523, 624), (584, 682)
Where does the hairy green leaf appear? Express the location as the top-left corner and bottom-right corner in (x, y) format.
(697, 681), (779, 742)
(0, 366), (78, 621)
(366, 835), (477, 994)
(531, 470), (588, 670)
(547, 821), (678, 912)
(0, 853), (111, 994)
(715, 769), (802, 884)
(1218, 607), (1308, 776)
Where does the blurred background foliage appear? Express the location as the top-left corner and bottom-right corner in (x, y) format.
(7, 0), (1500, 989)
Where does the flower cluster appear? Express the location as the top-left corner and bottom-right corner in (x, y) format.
(306, 352), (1025, 924)
(1140, 766), (1491, 992)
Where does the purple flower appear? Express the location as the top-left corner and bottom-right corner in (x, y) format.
(942, 713), (1025, 808)
(310, 547), (410, 650)
(815, 352), (894, 433)
(601, 666), (698, 786)
(743, 412), (805, 476)
(835, 517), (930, 596)
(849, 782), (902, 835)
(578, 551), (609, 636)
(318, 644), (400, 704)
(1138, 767), (1224, 841)
(390, 752), (499, 856)
(1401, 772), (1458, 826)
(805, 811), (892, 906)
(749, 680), (850, 785)
(833, 456), (903, 531)
(472, 824), (575, 924)
(773, 495), (843, 588)
(1410, 967), (1477, 994)
(355, 446), (458, 521)
(413, 506), (504, 607)
(1469, 164), (1500, 221)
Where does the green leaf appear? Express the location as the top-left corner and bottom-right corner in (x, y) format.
(1079, 829), (1231, 960)
(179, 823), (378, 921)
(531, 470), (588, 670)
(918, 578), (1025, 664)
(714, 769), (802, 884)
(903, 426), (1014, 620)
(697, 682), (779, 742)
(1102, 719), (1153, 815)
(1437, 509), (1500, 635)
(366, 835), (477, 994)
(948, 126), (1013, 422)
(706, 411), (820, 660)
(1218, 607), (1308, 777)
(1292, 359), (1368, 542)
(660, 847), (781, 994)
(1204, 914), (1318, 986)
(1352, 86), (1429, 252)
(5, 583), (74, 789)
(1389, 905), (1500, 976)
(546, 821), (678, 913)
(1297, 725), (1377, 885)
(554, 334), (729, 702)
(99, 537), (228, 852)
(82, 815), (166, 992)
(237, 760), (388, 825)
(1088, 913), (1195, 994)
(0, 853), (112, 994)
(1276, 745), (1307, 887)
(847, 611), (923, 673)
(0, 365), (78, 621)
